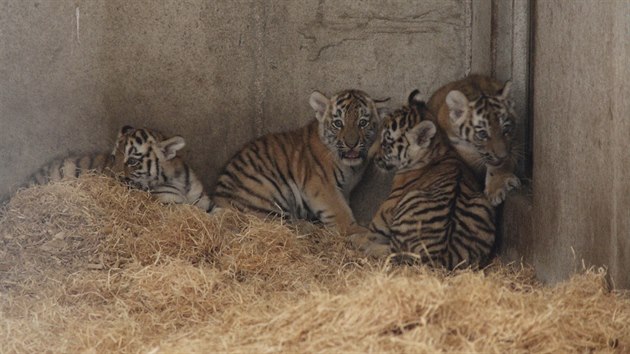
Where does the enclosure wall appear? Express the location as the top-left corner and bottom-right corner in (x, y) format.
(0, 1), (112, 194)
(502, 0), (630, 288)
(0, 0), (469, 225)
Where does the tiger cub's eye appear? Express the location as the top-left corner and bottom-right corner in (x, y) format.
(332, 120), (344, 128)
(475, 131), (488, 141)
(127, 158), (141, 167)
(358, 119), (369, 128)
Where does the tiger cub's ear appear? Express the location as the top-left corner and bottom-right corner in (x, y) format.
(157, 136), (186, 160)
(407, 89), (422, 107)
(445, 90), (469, 124)
(309, 91), (329, 122)
(376, 107), (392, 121)
(373, 96), (391, 121)
(112, 125), (135, 156)
(407, 120), (437, 148)
(498, 80), (512, 99)
(120, 125), (135, 135)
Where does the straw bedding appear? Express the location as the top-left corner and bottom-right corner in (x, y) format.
(1, 175), (628, 353)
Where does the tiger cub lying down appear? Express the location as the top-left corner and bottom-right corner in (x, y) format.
(25, 125), (215, 212)
(350, 91), (496, 270)
(213, 89), (388, 235)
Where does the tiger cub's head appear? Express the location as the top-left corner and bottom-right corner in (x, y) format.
(112, 125), (185, 188)
(375, 90), (440, 172)
(309, 89), (389, 167)
(445, 80), (515, 167)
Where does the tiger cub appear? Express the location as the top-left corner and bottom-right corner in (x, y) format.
(213, 89), (388, 235)
(25, 126), (214, 212)
(350, 91), (496, 270)
(113, 126), (215, 212)
(427, 74), (520, 206)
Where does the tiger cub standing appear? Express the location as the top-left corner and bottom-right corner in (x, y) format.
(350, 91), (496, 270)
(427, 74), (520, 206)
(25, 125), (214, 212)
(213, 89), (388, 235)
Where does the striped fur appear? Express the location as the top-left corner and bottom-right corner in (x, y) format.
(23, 126), (214, 212)
(427, 74), (520, 206)
(351, 91), (496, 270)
(111, 126), (214, 212)
(27, 153), (117, 186)
(213, 89), (388, 235)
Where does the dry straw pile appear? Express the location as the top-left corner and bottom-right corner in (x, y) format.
(1, 175), (629, 353)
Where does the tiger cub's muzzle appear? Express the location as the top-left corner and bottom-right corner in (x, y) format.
(337, 140), (368, 165)
(339, 148), (366, 161)
(483, 150), (510, 167)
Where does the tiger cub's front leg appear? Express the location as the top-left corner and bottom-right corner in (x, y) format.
(349, 204), (393, 258)
(485, 161), (521, 206)
(305, 187), (367, 236)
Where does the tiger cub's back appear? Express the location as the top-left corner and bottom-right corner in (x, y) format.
(385, 155), (495, 269)
(26, 153), (117, 186)
(362, 90), (496, 269)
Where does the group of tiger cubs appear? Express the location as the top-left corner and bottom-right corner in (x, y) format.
(21, 74), (519, 270)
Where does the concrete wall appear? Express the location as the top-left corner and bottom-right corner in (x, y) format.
(0, 1), (112, 192)
(501, 0), (630, 288)
(1, 0), (469, 224)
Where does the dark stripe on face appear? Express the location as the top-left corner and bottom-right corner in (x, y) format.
(184, 165), (191, 193)
(474, 96), (487, 109)
(399, 115), (407, 129)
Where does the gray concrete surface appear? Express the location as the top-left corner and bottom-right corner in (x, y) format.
(501, 0), (630, 288)
(1, 1), (112, 193)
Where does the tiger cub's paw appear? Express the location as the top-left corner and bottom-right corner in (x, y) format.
(349, 232), (392, 258)
(485, 172), (521, 206)
(208, 206), (225, 215)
